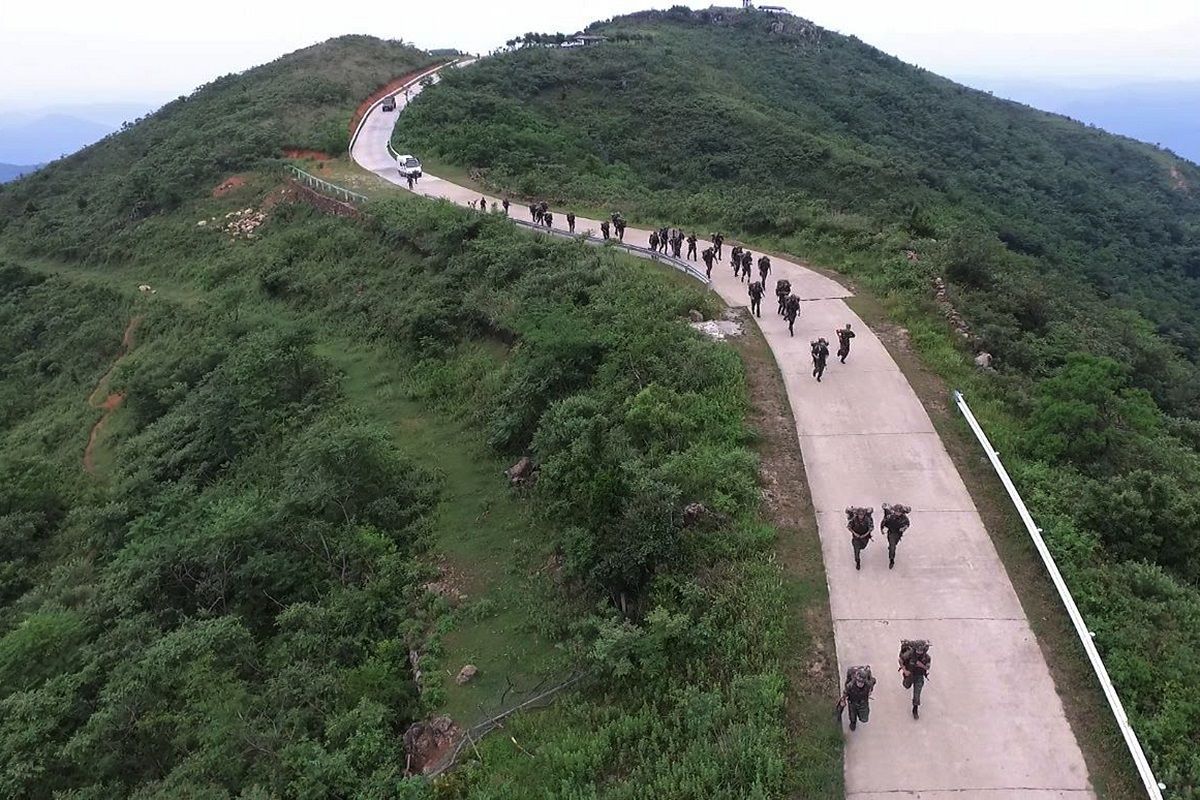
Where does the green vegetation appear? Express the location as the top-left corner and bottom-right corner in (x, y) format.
(393, 8), (1200, 793)
(0, 32), (839, 795)
(0, 36), (436, 263)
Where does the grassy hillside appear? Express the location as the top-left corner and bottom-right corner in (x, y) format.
(0, 36), (437, 262)
(0, 34), (839, 799)
(394, 9), (1200, 793)
(396, 10), (1200, 404)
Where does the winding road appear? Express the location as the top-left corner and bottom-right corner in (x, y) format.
(351, 63), (1094, 799)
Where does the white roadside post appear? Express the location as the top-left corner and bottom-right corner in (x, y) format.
(953, 390), (1166, 799)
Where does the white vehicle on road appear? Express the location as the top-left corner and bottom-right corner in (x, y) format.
(396, 154), (422, 179)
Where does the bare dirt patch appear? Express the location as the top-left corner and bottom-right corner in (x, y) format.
(84, 315), (142, 475)
(211, 174), (248, 197)
(1169, 164), (1190, 192)
(282, 148), (332, 162)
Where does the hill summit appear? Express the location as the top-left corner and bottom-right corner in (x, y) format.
(396, 7), (1200, 401)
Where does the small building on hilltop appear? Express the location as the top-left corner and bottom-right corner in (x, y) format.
(561, 34), (608, 48)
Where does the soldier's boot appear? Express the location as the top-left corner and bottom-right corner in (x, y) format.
(889, 544), (896, 569)
(854, 551), (861, 571)
(912, 703), (919, 719)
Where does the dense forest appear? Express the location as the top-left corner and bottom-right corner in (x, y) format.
(0, 34), (838, 799)
(392, 8), (1200, 793)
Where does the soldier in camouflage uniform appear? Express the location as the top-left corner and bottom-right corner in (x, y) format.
(881, 503), (911, 569)
(784, 294), (801, 336)
(812, 337), (830, 382)
(757, 254), (772, 283)
(898, 639), (931, 719)
(748, 280), (765, 318)
(776, 279), (792, 315)
(846, 506), (874, 570)
(836, 323), (856, 363)
(839, 665), (877, 731)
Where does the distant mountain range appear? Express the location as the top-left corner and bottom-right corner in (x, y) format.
(0, 163), (41, 183)
(0, 102), (154, 165)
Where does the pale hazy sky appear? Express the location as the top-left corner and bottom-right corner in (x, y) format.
(2, 0), (1198, 108)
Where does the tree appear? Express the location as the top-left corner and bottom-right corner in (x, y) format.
(1026, 353), (1161, 469)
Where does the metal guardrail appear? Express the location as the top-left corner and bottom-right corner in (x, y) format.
(953, 390), (1166, 799)
(425, 673), (588, 777)
(284, 164), (367, 205)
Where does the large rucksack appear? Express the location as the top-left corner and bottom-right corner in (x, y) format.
(882, 503), (911, 537)
(847, 665), (872, 683)
(845, 506), (874, 536)
(899, 639), (930, 665)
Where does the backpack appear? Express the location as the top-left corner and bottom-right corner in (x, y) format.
(900, 640), (930, 667)
(845, 665), (874, 696)
(845, 506), (874, 535)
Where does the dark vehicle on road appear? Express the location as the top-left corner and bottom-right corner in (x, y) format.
(381, 95), (396, 112)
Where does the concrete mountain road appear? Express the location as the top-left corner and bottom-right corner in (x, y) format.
(350, 62), (1094, 799)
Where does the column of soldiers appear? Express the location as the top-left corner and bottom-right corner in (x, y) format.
(495, 206), (862, 384)
(481, 199), (933, 730)
(838, 503), (928, 730)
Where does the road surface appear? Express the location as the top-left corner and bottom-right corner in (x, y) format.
(350, 64), (1095, 799)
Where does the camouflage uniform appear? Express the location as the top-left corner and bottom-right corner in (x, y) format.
(881, 503), (911, 569)
(899, 640), (931, 718)
(842, 666), (876, 731)
(748, 280), (765, 317)
(812, 338), (830, 382)
(846, 506), (874, 570)
(837, 324), (856, 363)
(784, 294), (801, 336)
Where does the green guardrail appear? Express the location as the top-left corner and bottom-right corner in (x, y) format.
(285, 164), (367, 205)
